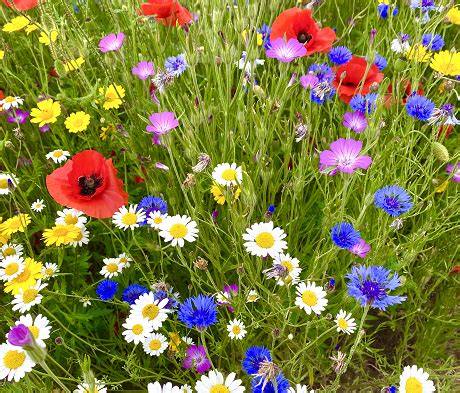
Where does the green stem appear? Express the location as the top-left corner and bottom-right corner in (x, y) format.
(39, 360), (71, 392)
(200, 330), (215, 370)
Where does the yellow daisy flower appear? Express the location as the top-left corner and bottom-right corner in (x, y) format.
(30, 99), (61, 127)
(38, 30), (58, 46)
(99, 84), (125, 110)
(42, 224), (82, 247)
(211, 183), (241, 205)
(25, 23), (40, 34)
(100, 124), (116, 140)
(430, 50), (460, 76)
(0, 50), (4, 60)
(63, 57), (85, 72)
(4, 257), (44, 295)
(64, 111), (90, 133)
(0, 214), (31, 237)
(241, 30), (263, 46)
(2, 16), (30, 33)
(446, 6), (460, 25)
(405, 44), (431, 63)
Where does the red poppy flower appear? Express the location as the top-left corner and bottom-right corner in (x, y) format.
(332, 56), (384, 104)
(0, 89), (4, 110)
(2, 0), (39, 10)
(270, 7), (336, 56)
(384, 80), (424, 108)
(46, 150), (128, 219)
(140, 0), (192, 27)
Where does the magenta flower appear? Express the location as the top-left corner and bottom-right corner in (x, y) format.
(320, 138), (372, 175)
(6, 109), (29, 124)
(132, 61), (155, 80)
(348, 239), (371, 258)
(343, 111), (368, 133)
(7, 324), (33, 347)
(155, 162), (170, 171)
(146, 112), (179, 135)
(265, 38), (307, 63)
(446, 163), (460, 182)
(299, 73), (319, 89)
(183, 345), (212, 373)
(99, 32), (125, 53)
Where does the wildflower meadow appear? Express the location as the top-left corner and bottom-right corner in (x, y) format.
(0, 0), (459, 392)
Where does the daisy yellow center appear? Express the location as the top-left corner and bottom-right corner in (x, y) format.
(72, 117), (84, 127)
(3, 247), (16, 256)
(53, 151), (63, 158)
(248, 295), (257, 301)
(5, 262), (19, 276)
(132, 324), (144, 335)
(4, 350), (26, 369)
(121, 213), (138, 225)
(153, 217), (162, 224)
(149, 339), (162, 351)
(45, 268), (54, 276)
(302, 290), (318, 306)
(169, 223), (188, 238)
(106, 263), (119, 273)
(0, 179), (8, 189)
(28, 325), (39, 339)
(64, 215), (78, 225)
(74, 232), (83, 241)
(405, 377), (422, 393)
(23, 288), (38, 304)
(40, 109), (54, 121)
(84, 388), (99, 393)
(255, 232), (275, 249)
(119, 257), (128, 264)
(281, 260), (293, 272)
(5, 96), (15, 103)
(142, 304), (159, 320)
(54, 227), (70, 237)
(15, 268), (31, 283)
(232, 325), (241, 335)
(210, 384), (230, 393)
(338, 318), (348, 330)
(35, 203), (42, 208)
(221, 168), (237, 181)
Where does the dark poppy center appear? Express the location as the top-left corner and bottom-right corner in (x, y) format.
(297, 32), (312, 44)
(78, 175), (103, 196)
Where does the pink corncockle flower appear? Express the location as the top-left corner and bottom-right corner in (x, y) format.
(183, 345), (211, 373)
(266, 38), (307, 63)
(446, 163), (460, 182)
(299, 73), (319, 89)
(132, 61), (155, 80)
(146, 112), (179, 135)
(348, 239), (371, 258)
(319, 138), (372, 175)
(343, 111), (368, 133)
(99, 32), (125, 53)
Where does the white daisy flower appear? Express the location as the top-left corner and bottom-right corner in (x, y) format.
(158, 214), (199, 247)
(195, 370), (245, 393)
(55, 208), (87, 227)
(1, 242), (24, 259)
(130, 292), (170, 330)
(399, 365), (435, 392)
(246, 290), (259, 303)
(143, 333), (168, 356)
(31, 199), (46, 212)
(148, 382), (183, 393)
(117, 252), (132, 268)
(0, 255), (25, 281)
(46, 149), (70, 164)
(390, 38), (410, 54)
(122, 315), (154, 345)
(0, 173), (19, 195)
(273, 253), (302, 286)
(181, 336), (194, 345)
(112, 205), (146, 230)
(42, 262), (59, 279)
(13, 314), (51, 348)
(11, 280), (47, 314)
(243, 221), (287, 258)
(226, 319), (247, 340)
(334, 310), (357, 335)
(70, 225), (90, 247)
(180, 384), (193, 393)
(75, 379), (107, 393)
(287, 384), (315, 393)
(80, 297), (92, 307)
(147, 210), (168, 230)
(0, 96), (23, 110)
(0, 343), (35, 382)
(216, 291), (231, 305)
(212, 163), (243, 186)
(295, 281), (328, 315)
(100, 257), (122, 278)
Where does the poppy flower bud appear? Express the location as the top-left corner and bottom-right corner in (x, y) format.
(394, 58), (406, 72)
(432, 142), (449, 162)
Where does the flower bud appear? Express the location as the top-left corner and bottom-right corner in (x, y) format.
(7, 324), (33, 347)
(432, 142), (449, 162)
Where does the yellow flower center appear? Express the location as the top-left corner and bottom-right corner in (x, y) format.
(281, 260), (293, 272)
(40, 109), (54, 121)
(64, 215), (78, 225)
(221, 168), (237, 181)
(15, 268), (31, 283)
(142, 304), (159, 320)
(0, 179), (8, 189)
(337, 318), (348, 330)
(132, 324), (144, 335)
(8, 218), (21, 230)
(121, 212), (138, 226)
(84, 388), (99, 393)
(5, 96), (15, 103)
(29, 325), (39, 339)
(153, 217), (162, 224)
(105, 91), (116, 102)
(3, 247), (15, 256)
(255, 232), (275, 249)
(45, 268), (54, 276)
(72, 117), (84, 127)
(302, 290), (318, 307)
(405, 377), (423, 393)
(54, 227), (70, 237)
(5, 262), (19, 276)
(4, 350), (26, 369)
(149, 339), (162, 351)
(106, 263), (119, 273)
(169, 223), (188, 238)
(232, 325), (241, 335)
(22, 288), (38, 304)
(74, 232), (83, 241)
(210, 384), (230, 393)
(119, 257), (128, 264)
(53, 151), (63, 158)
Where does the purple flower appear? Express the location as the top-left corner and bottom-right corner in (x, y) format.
(299, 73), (319, 89)
(146, 112), (179, 135)
(218, 284), (239, 312)
(343, 112), (368, 133)
(39, 124), (50, 133)
(183, 345), (212, 373)
(6, 109), (29, 124)
(348, 239), (371, 258)
(155, 162), (169, 171)
(320, 138), (372, 175)
(164, 54), (188, 76)
(265, 38), (307, 63)
(7, 324), (33, 347)
(99, 32), (125, 53)
(446, 163), (460, 183)
(132, 61), (155, 80)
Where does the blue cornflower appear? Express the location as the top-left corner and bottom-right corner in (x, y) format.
(164, 54), (188, 77)
(258, 24), (272, 50)
(389, 387), (397, 393)
(153, 288), (180, 309)
(377, 4), (398, 20)
(350, 93), (378, 114)
(346, 265), (407, 310)
(138, 195), (167, 225)
(328, 46), (352, 65)
(251, 373), (290, 393)
(96, 279), (118, 301)
(267, 205), (275, 214)
(178, 295), (218, 331)
(410, 0), (436, 11)
(421, 34), (444, 51)
(308, 63), (335, 83)
(374, 54), (387, 71)
(311, 83), (336, 104)
(242, 346), (272, 375)
(122, 283), (149, 305)
(374, 185), (413, 217)
(405, 94), (435, 121)
(331, 222), (361, 249)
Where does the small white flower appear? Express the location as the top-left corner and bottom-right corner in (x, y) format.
(390, 38), (410, 54)
(100, 257), (122, 278)
(0, 96), (23, 110)
(147, 382), (183, 393)
(31, 199), (45, 212)
(272, 253), (302, 286)
(0, 243), (24, 259)
(117, 252), (132, 268)
(158, 214), (199, 247)
(287, 384), (315, 393)
(147, 210), (168, 230)
(130, 292), (171, 331)
(0, 343), (35, 382)
(80, 297), (92, 307)
(0, 255), (25, 281)
(295, 281), (328, 315)
(42, 262), (59, 279)
(195, 370), (245, 393)
(55, 208), (87, 227)
(112, 205), (146, 230)
(143, 333), (168, 356)
(246, 289), (259, 303)
(243, 221), (287, 258)
(122, 315), (153, 344)
(226, 319), (247, 340)
(46, 149), (70, 164)
(0, 173), (19, 195)
(181, 336), (194, 345)
(212, 163), (243, 186)
(70, 225), (90, 247)
(75, 379), (107, 393)
(399, 365), (435, 392)
(334, 310), (357, 334)
(11, 280), (47, 314)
